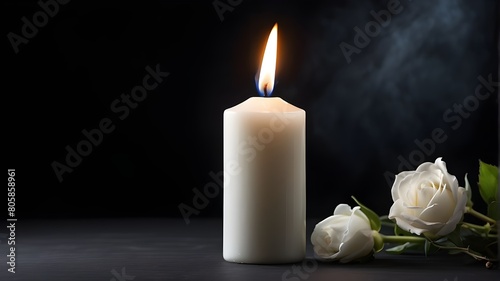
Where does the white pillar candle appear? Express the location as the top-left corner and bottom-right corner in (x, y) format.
(223, 23), (306, 264)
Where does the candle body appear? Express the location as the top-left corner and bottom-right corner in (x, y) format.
(223, 97), (305, 264)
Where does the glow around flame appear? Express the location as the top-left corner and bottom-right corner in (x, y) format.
(257, 23), (278, 96)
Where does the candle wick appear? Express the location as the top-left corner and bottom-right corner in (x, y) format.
(264, 84), (269, 97)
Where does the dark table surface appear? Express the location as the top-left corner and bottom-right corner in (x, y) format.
(0, 218), (498, 281)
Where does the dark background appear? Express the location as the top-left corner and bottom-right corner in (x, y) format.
(4, 0), (499, 221)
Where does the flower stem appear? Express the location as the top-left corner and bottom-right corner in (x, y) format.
(461, 222), (497, 234)
(380, 234), (426, 244)
(461, 222), (485, 231)
(428, 240), (498, 263)
(465, 207), (496, 225)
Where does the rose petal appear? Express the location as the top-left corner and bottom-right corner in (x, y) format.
(389, 199), (422, 233)
(337, 230), (374, 263)
(388, 199), (406, 221)
(390, 198), (446, 235)
(348, 207), (371, 234)
(312, 205), (375, 262)
(311, 211), (355, 259)
(335, 208), (373, 262)
(398, 173), (420, 203)
(311, 216), (345, 253)
(435, 187), (467, 236)
(419, 188), (454, 223)
(392, 171), (414, 201)
(334, 204), (353, 216)
(434, 158), (458, 189)
(402, 201), (424, 218)
(414, 178), (439, 209)
(415, 161), (435, 172)
(399, 212), (445, 235)
(386, 158), (467, 237)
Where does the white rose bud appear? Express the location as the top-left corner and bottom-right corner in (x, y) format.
(388, 157), (467, 237)
(311, 204), (374, 263)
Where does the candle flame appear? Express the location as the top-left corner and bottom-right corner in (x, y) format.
(257, 23), (278, 97)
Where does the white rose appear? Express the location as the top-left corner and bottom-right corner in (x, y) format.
(311, 204), (374, 263)
(388, 157), (467, 237)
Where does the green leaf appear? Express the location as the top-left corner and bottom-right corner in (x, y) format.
(394, 224), (412, 237)
(352, 196), (381, 231)
(452, 230), (497, 260)
(433, 238), (457, 248)
(385, 242), (421, 254)
(446, 226), (464, 247)
(379, 215), (395, 227)
(434, 236), (448, 244)
(478, 160), (498, 205)
(487, 201), (498, 221)
(448, 249), (464, 255)
(424, 239), (431, 257)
